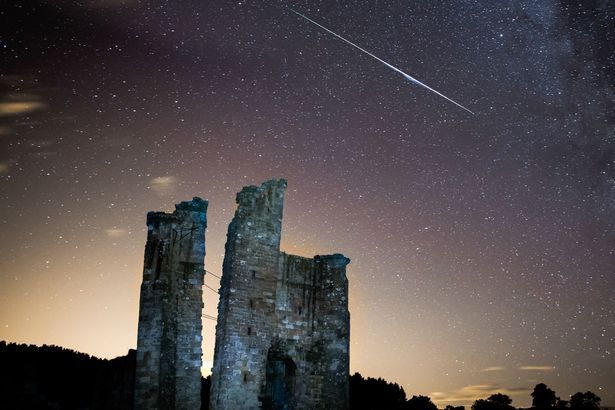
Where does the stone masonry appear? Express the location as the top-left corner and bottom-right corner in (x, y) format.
(134, 197), (208, 410)
(210, 179), (351, 410)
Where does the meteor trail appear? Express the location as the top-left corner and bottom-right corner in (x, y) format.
(290, 9), (474, 115)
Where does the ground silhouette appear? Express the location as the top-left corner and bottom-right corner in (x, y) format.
(0, 342), (605, 410)
(0, 341), (135, 409)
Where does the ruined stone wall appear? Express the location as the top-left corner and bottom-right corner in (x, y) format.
(210, 180), (350, 410)
(210, 180), (286, 410)
(274, 253), (350, 409)
(134, 198), (208, 410)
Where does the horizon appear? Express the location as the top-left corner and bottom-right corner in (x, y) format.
(2, 339), (611, 409)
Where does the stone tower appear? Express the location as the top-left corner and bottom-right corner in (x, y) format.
(134, 197), (208, 410)
(210, 179), (350, 410)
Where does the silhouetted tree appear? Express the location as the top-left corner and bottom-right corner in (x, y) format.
(489, 394), (513, 407)
(472, 393), (514, 410)
(407, 395), (438, 410)
(349, 372), (408, 410)
(570, 392), (601, 410)
(445, 405), (466, 410)
(555, 399), (569, 410)
(532, 383), (557, 409)
(472, 399), (491, 410)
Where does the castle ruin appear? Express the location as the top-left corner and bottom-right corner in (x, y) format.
(210, 179), (351, 410)
(134, 198), (208, 410)
(133, 180), (350, 410)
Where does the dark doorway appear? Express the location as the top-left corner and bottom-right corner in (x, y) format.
(264, 352), (296, 410)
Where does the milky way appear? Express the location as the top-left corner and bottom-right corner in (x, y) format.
(0, 1), (613, 406)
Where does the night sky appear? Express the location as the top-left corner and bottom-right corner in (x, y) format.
(1, 0), (613, 407)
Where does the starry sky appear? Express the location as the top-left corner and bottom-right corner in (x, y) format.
(0, 0), (613, 407)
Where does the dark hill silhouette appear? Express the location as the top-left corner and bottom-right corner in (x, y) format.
(0, 340), (209, 410)
(0, 340), (135, 409)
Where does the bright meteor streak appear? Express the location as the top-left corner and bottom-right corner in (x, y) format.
(290, 9), (475, 115)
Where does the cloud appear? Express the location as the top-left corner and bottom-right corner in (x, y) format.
(0, 76), (48, 118)
(149, 176), (178, 196)
(431, 384), (532, 406)
(0, 101), (46, 116)
(0, 161), (10, 174)
(518, 365), (555, 371)
(105, 228), (128, 238)
(481, 366), (506, 372)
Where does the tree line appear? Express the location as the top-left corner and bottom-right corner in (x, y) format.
(0, 341), (135, 409)
(0, 341), (605, 410)
(349, 372), (603, 410)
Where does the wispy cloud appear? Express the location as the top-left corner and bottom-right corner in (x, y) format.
(431, 384), (531, 406)
(518, 365), (555, 371)
(0, 101), (46, 116)
(0, 161), (10, 174)
(0, 75), (48, 121)
(481, 366), (506, 372)
(105, 228), (128, 238)
(149, 176), (178, 196)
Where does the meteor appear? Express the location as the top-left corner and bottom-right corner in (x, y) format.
(290, 9), (474, 115)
